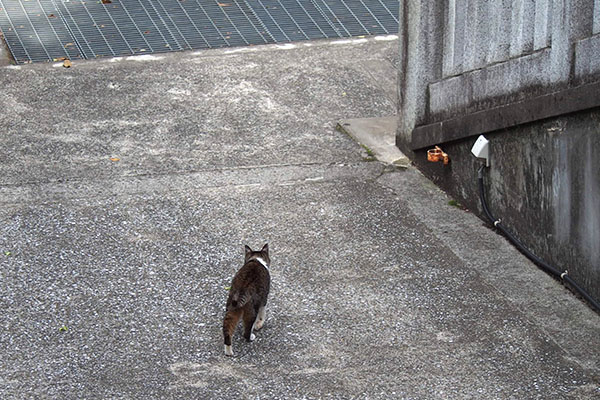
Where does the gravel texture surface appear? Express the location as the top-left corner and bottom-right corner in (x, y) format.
(1, 37), (599, 399)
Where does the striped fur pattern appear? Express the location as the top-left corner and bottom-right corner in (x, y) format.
(223, 244), (271, 356)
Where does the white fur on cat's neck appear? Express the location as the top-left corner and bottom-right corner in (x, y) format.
(255, 257), (269, 271)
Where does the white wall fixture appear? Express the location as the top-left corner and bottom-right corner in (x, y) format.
(471, 135), (490, 167)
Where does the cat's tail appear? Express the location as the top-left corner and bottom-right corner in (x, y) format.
(229, 289), (252, 309)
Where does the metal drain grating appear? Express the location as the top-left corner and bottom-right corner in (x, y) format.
(0, 0), (398, 64)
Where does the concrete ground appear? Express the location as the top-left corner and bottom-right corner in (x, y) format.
(0, 37), (599, 399)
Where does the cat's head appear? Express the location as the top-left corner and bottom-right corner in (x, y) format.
(244, 243), (270, 266)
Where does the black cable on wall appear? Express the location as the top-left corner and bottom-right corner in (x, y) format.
(478, 166), (600, 314)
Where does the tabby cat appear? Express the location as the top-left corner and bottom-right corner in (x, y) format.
(223, 244), (271, 356)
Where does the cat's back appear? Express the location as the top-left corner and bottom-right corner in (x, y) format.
(232, 260), (270, 289)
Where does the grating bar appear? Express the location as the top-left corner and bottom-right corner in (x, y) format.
(149, 0), (191, 50)
(253, 0), (292, 42)
(159, 0), (213, 49)
(0, 1), (30, 62)
(312, 0), (351, 37)
(0, 0), (399, 64)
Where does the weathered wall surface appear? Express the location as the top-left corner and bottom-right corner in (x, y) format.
(398, 0), (600, 302)
(421, 111), (600, 302)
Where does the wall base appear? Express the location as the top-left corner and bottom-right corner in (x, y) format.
(407, 108), (600, 304)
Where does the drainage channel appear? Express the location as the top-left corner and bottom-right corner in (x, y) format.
(0, 0), (398, 64)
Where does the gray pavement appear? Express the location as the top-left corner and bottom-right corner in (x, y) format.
(1, 37), (599, 399)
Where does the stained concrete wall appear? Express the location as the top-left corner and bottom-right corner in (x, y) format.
(398, 0), (600, 303)
(0, 32), (11, 66)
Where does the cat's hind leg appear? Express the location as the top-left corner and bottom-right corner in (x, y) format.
(223, 308), (242, 356)
(254, 306), (266, 331)
(242, 305), (258, 342)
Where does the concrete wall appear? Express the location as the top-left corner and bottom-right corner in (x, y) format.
(0, 31), (11, 66)
(398, 0), (600, 302)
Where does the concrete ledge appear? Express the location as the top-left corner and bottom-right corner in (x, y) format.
(411, 80), (600, 150)
(337, 116), (410, 167)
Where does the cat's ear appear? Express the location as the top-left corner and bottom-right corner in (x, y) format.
(261, 243), (269, 255)
(244, 245), (253, 257)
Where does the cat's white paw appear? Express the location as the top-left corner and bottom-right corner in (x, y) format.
(224, 345), (233, 356)
(254, 319), (264, 330)
(250, 333), (256, 341)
